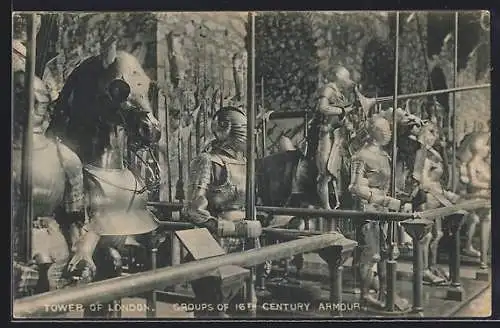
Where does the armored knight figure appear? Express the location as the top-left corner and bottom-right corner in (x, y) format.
(182, 107), (262, 317)
(315, 66), (356, 212)
(348, 116), (402, 309)
(12, 72), (86, 296)
(458, 132), (490, 258)
(412, 122), (458, 285)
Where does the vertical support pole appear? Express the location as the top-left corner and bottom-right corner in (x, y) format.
(245, 11), (258, 318)
(411, 231), (423, 314)
(146, 246), (158, 318)
(451, 12), (459, 191)
(19, 13), (37, 263)
(387, 11), (400, 313)
(260, 77), (266, 157)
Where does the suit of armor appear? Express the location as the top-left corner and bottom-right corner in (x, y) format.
(459, 133), (490, 258)
(412, 132), (458, 284)
(183, 148), (250, 252)
(348, 116), (401, 308)
(12, 73), (86, 296)
(315, 81), (353, 212)
(182, 107), (261, 317)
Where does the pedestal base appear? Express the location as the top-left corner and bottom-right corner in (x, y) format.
(266, 278), (323, 302)
(446, 286), (464, 302)
(256, 287), (273, 299)
(476, 270), (490, 282)
(362, 296), (411, 315)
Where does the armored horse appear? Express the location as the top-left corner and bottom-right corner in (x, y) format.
(46, 38), (162, 317)
(255, 104), (424, 297)
(256, 106), (424, 232)
(12, 40), (87, 297)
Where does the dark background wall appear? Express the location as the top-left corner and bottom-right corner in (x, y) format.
(13, 12), (490, 201)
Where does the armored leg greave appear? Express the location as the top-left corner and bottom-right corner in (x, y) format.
(317, 175), (332, 211)
(429, 218), (444, 268)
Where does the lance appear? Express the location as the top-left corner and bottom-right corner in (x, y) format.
(164, 95), (173, 202)
(194, 47), (201, 155)
(19, 14), (37, 263)
(220, 63), (224, 108)
(175, 94), (185, 204)
(260, 76), (267, 157)
(202, 43), (210, 145)
(186, 93), (193, 176)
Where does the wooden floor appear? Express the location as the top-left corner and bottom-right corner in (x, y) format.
(58, 260), (490, 319)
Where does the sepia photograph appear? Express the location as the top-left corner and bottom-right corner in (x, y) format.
(11, 11), (491, 320)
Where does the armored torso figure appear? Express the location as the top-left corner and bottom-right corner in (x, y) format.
(412, 122), (459, 285)
(183, 107), (261, 251)
(348, 116), (402, 309)
(315, 66), (355, 212)
(458, 132), (491, 259)
(12, 71), (86, 296)
(182, 107), (261, 317)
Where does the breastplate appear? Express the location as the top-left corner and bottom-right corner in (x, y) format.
(84, 165), (157, 235)
(363, 150), (391, 193)
(467, 160), (490, 198)
(12, 136), (66, 219)
(84, 165), (148, 211)
(207, 154), (247, 215)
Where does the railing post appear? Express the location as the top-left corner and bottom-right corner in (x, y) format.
(445, 211), (466, 301)
(146, 244), (158, 318)
(401, 218), (433, 316)
(318, 237), (358, 317)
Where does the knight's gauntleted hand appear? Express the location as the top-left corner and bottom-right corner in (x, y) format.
(217, 220), (237, 237)
(384, 196), (401, 211)
(344, 106), (354, 114)
(68, 250), (96, 276)
(240, 220), (263, 238)
(444, 190), (460, 204)
(218, 219), (262, 238)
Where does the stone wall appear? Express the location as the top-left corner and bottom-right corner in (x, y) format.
(34, 13), (158, 93)
(255, 11), (490, 152)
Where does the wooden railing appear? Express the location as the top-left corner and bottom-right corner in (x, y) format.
(14, 232), (356, 318)
(14, 199), (489, 318)
(147, 198), (490, 315)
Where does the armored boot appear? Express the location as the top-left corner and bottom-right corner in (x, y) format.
(463, 213), (481, 257)
(429, 222), (449, 282)
(359, 262), (384, 309)
(421, 232), (445, 285)
(376, 260), (387, 305)
(317, 175), (332, 212)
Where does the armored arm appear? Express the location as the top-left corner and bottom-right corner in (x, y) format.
(348, 156), (400, 210)
(467, 161), (490, 189)
(318, 86), (350, 116)
(183, 153), (261, 238)
(183, 153), (219, 233)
